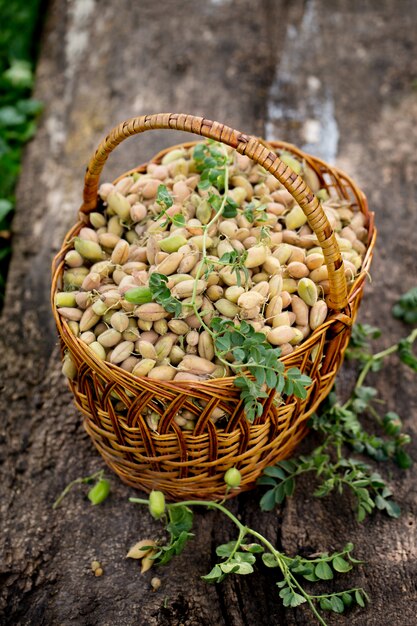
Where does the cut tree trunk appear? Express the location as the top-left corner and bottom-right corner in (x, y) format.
(1, 1), (416, 625)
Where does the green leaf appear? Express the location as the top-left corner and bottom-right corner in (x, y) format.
(171, 531), (192, 554)
(263, 466), (287, 480)
(218, 562), (238, 574)
(222, 203), (237, 218)
(156, 184), (173, 209)
(315, 561), (334, 580)
(233, 347), (246, 363)
(375, 495), (387, 510)
(303, 572), (320, 582)
(148, 272), (182, 317)
(274, 483), (286, 504)
(0, 246), (11, 261)
(330, 595), (345, 613)
(352, 386), (378, 412)
(3, 60), (33, 89)
(201, 564), (224, 583)
(332, 556), (352, 573)
(172, 214), (186, 227)
(230, 552), (256, 565)
(314, 479), (334, 498)
(216, 541), (237, 557)
(398, 338), (417, 372)
(0, 106), (26, 127)
(384, 499), (401, 518)
(257, 476), (278, 487)
(370, 473), (386, 488)
(230, 330), (245, 347)
(193, 143), (206, 163)
(242, 543), (264, 554)
(157, 530), (194, 565)
(284, 477), (295, 497)
(220, 561), (253, 575)
(355, 590), (365, 608)
(319, 598), (333, 611)
(208, 194), (222, 210)
(290, 561), (314, 576)
(290, 592), (307, 608)
(348, 323), (381, 348)
(356, 504), (366, 522)
(392, 287), (417, 324)
(265, 368), (277, 389)
(214, 335), (231, 352)
(342, 592), (353, 607)
(285, 368), (311, 399)
(395, 448), (413, 470)
(210, 315), (229, 332)
(198, 178), (211, 191)
(262, 553), (279, 568)
(0, 199), (13, 223)
(279, 460), (297, 472)
(253, 366), (266, 387)
(167, 505), (193, 535)
(215, 318), (308, 423)
(16, 99), (43, 116)
(279, 587), (292, 605)
(259, 488), (277, 512)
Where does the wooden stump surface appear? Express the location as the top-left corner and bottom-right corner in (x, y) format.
(1, 1), (417, 624)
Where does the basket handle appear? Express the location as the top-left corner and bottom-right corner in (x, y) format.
(81, 113), (348, 310)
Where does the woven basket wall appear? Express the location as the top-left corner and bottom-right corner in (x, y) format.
(51, 114), (375, 501)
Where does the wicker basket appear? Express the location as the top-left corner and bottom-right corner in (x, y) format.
(51, 113), (375, 501)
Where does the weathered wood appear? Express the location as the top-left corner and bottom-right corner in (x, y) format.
(1, 1), (416, 624)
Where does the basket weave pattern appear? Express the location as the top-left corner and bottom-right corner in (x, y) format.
(51, 114), (375, 500)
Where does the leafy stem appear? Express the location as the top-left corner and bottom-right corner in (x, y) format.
(258, 311), (416, 521)
(53, 469), (108, 509)
(392, 286), (417, 324)
(189, 143), (231, 329)
(130, 496), (367, 625)
(352, 326), (417, 392)
(148, 272), (182, 317)
(211, 318), (311, 422)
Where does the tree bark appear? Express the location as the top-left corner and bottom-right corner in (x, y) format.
(1, 1), (416, 624)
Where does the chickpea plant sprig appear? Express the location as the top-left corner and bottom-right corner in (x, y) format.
(52, 469), (110, 509)
(392, 285), (417, 325)
(148, 272), (183, 317)
(204, 249), (250, 287)
(130, 489), (368, 626)
(156, 183), (186, 229)
(211, 318), (311, 423)
(258, 294), (417, 521)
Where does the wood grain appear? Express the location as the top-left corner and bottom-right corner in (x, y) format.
(1, 1), (416, 624)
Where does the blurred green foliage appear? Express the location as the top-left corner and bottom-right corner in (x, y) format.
(0, 0), (45, 303)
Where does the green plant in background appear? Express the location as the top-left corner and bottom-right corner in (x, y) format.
(392, 286), (417, 325)
(0, 0), (45, 304)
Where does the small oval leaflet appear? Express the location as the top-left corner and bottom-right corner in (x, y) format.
(314, 560), (334, 580)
